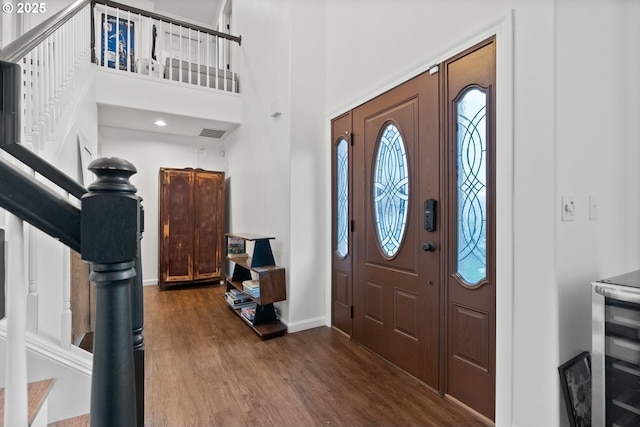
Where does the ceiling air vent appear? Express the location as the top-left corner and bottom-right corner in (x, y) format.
(199, 128), (226, 139)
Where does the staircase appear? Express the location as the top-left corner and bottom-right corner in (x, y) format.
(0, 379), (52, 427)
(1, 1), (135, 426)
(0, 379), (90, 427)
(0, 1), (242, 425)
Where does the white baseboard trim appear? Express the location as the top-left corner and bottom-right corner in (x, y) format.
(284, 316), (328, 333)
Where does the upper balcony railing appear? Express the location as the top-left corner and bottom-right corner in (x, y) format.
(92, 0), (241, 93)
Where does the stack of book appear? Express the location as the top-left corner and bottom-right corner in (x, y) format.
(242, 279), (260, 298)
(224, 289), (254, 310)
(241, 305), (256, 323)
(227, 237), (246, 255)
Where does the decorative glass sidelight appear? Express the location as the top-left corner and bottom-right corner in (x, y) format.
(373, 123), (409, 257)
(456, 88), (487, 285)
(336, 138), (349, 257)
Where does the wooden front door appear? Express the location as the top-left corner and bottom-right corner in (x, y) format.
(352, 69), (441, 388)
(443, 39), (496, 420)
(331, 38), (496, 420)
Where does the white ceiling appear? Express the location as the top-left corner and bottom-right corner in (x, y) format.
(152, 0), (224, 28)
(98, 104), (238, 145)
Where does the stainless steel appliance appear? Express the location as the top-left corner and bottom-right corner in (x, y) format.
(593, 270), (640, 426)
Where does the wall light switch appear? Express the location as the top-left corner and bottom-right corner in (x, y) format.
(561, 195), (576, 221)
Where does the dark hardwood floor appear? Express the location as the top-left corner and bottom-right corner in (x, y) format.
(144, 284), (488, 427)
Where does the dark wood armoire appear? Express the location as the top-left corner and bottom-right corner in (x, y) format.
(158, 168), (225, 290)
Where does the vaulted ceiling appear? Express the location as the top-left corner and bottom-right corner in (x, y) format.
(152, 0), (225, 28)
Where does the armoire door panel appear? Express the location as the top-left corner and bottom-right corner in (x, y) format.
(162, 170), (194, 283)
(193, 171), (224, 280)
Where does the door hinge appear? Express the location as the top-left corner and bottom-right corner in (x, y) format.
(350, 306), (354, 318)
(345, 131), (353, 145)
(350, 220), (355, 232)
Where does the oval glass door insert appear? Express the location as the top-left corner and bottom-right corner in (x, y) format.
(373, 123), (409, 257)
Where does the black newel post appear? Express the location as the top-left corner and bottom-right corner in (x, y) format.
(82, 158), (140, 427)
(133, 200), (145, 427)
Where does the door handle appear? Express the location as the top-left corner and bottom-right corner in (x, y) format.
(422, 242), (436, 252)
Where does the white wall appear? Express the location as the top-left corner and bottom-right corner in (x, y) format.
(99, 126), (227, 285)
(224, 0), (293, 321)
(224, 0), (328, 332)
(287, 1), (327, 330)
(16, 0), (69, 32)
(224, 0), (640, 426)
(555, 1), (640, 424)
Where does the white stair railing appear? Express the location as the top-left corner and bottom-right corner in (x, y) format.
(19, 5), (91, 152)
(17, 4), (91, 151)
(26, 222), (38, 334)
(61, 193), (73, 350)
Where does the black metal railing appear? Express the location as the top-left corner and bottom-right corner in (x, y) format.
(91, 0), (242, 92)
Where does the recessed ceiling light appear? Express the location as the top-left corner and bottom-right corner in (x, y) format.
(154, 119), (167, 127)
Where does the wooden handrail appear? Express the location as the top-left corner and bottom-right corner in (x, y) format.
(0, 155), (81, 252)
(0, 0), (91, 62)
